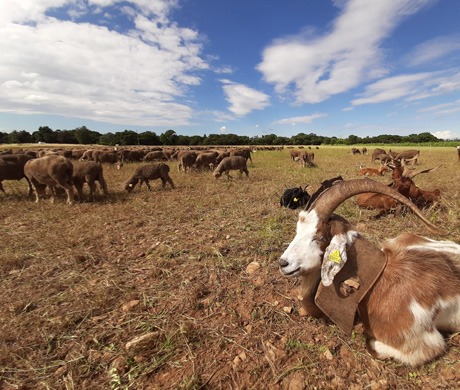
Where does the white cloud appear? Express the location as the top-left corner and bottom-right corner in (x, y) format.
(431, 130), (459, 140)
(220, 80), (270, 116)
(351, 70), (460, 106)
(272, 113), (327, 126)
(405, 35), (460, 66)
(220, 126), (227, 133)
(419, 99), (460, 115)
(0, 0), (208, 126)
(257, 0), (435, 104)
(351, 73), (431, 105)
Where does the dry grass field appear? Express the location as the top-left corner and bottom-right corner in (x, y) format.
(1, 145), (459, 389)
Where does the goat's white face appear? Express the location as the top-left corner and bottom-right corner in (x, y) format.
(279, 210), (323, 277)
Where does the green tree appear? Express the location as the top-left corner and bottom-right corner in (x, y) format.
(117, 130), (139, 145)
(74, 126), (100, 144)
(55, 130), (78, 144)
(99, 132), (117, 146)
(7, 130), (33, 143)
(160, 130), (178, 145)
(138, 131), (161, 145)
(32, 126), (57, 143)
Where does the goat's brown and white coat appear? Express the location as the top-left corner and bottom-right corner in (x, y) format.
(279, 177), (460, 366)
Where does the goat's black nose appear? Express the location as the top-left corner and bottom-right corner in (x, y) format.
(279, 258), (289, 268)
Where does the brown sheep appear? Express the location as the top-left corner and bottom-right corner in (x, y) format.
(143, 151), (168, 162)
(371, 148), (386, 162)
(178, 151), (198, 172)
(229, 148), (253, 163)
(125, 163), (175, 192)
(92, 150), (123, 169)
(213, 156), (249, 179)
(0, 153), (35, 195)
(72, 161), (109, 202)
(24, 155), (74, 204)
(194, 151), (218, 171)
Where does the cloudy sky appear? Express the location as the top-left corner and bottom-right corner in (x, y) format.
(1, 0), (460, 139)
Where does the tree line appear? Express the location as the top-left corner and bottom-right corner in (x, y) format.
(0, 126), (449, 146)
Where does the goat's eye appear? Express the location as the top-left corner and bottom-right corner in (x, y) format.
(315, 236), (325, 242)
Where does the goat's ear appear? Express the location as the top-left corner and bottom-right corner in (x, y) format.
(321, 234), (348, 286)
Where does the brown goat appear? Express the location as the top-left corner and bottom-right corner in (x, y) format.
(356, 162), (441, 218)
(125, 163), (175, 192)
(178, 151), (198, 172)
(213, 156), (249, 179)
(72, 161), (109, 202)
(24, 155), (74, 204)
(0, 153), (35, 195)
(279, 177), (459, 367)
(358, 162), (389, 176)
(92, 150), (123, 169)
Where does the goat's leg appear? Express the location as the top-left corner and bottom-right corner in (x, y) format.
(166, 176), (175, 189)
(368, 329), (446, 366)
(88, 181), (97, 202)
(99, 178), (109, 195)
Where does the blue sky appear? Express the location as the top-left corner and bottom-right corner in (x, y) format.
(1, 0), (460, 139)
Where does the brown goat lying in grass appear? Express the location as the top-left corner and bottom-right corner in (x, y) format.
(125, 163), (175, 192)
(72, 161), (109, 202)
(24, 155), (74, 204)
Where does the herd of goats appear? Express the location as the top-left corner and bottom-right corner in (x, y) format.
(0, 146), (253, 204)
(2, 143), (460, 368)
(0, 144), (453, 216)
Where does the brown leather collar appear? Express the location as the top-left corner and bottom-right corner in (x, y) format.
(314, 237), (387, 335)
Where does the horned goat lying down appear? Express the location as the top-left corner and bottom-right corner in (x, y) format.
(279, 177), (460, 366)
(125, 162), (175, 192)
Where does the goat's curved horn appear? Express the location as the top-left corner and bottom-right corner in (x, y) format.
(403, 164), (443, 179)
(309, 178), (447, 236)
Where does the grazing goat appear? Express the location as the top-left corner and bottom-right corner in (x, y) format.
(371, 148), (386, 162)
(290, 150), (303, 162)
(143, 151), (168, 162)
(125, 163), (175, 192)
(177, 151), (198, 172)
(72, 161), (109, 202)
(392, 149), (420, 165)
(351, 148), (361, 155)
(0, 153), (35, 195)
(457, 146), (460, 162)
(194, 151), (218, 171)
(92, 150), (123, 169)
(229, 148), (253, 163)
(300, 152), (315, 167)
(213, 156), (249, 179)
(279, 177), (459, 366)
(24, 155), (74, 204)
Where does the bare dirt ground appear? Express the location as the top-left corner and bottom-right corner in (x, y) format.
(0, 146), (459, 389)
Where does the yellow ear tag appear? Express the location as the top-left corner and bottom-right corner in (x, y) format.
(293, 197), (298, 202)
(328, 249), (341, 264)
